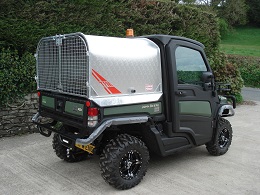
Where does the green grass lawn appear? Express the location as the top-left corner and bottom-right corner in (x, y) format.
(220, 26), (260, 57)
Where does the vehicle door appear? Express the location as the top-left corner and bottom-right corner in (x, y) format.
(166, 40), (219, 145)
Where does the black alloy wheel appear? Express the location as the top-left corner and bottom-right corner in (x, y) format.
(218, 128), (230, 148)
(206, 117), (233, 156)
(100, 134), (149, 190)
(119, 150), (142, 180)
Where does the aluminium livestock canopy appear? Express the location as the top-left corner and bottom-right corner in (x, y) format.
(36, 33), (162, 106)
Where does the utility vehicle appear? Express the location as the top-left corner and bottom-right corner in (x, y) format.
(32, 32), (235, 189)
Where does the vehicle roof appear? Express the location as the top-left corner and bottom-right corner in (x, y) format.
(141, 34), (205, 49)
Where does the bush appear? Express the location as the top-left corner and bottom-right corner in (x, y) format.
(219, 18), (230, 39)
(209, 51), (244, 103)
(226, 55), (260, 88)
(174, 4), (220, 56)
(0, 49), (36, 106)
(0, 0), (220, 56)
(0, 0), (221, 105)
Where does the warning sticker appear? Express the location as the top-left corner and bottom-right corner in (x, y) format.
(145, 84), (153, 91)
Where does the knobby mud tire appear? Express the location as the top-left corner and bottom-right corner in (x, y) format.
(206, 118), (233, 156)
(100, 134), (149, 190)
(52, 133), (88, 162)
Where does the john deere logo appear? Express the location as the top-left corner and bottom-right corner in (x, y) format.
(73, 107), (82, 112)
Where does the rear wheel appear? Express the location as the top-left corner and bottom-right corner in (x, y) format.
(100, 134), (149, 190)
(52, 133), (88, 162)
(206, 118), (232, 156)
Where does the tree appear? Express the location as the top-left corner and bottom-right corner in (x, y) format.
(182, 0), (196, 4)
(247, 0), (260, 26)
(191, 0), (248, 26)
(218, 0), (248, 26)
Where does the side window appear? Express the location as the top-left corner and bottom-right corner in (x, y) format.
(175, 46), (207, 85)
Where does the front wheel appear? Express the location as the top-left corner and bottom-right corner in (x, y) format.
(100, 134), (149, 190)
(206, 118), (233, 156)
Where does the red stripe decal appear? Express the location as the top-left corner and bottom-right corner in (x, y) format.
(92, 69), (121, 94)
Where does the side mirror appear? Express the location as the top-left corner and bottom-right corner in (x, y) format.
(201, 72), (214, 91)
(201, 71), (214, 83)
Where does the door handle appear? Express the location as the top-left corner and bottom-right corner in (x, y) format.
(175, 91), (186, 97)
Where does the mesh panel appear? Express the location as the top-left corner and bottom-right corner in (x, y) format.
(38, 39), (59, 91)
(61, 36), (88, 96)
(37, 35), (88, 97)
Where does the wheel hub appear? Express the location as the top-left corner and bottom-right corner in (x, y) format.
(126, 160), (133, 169)
(120, 150), (142, 180)
(218, 128), (230, 148)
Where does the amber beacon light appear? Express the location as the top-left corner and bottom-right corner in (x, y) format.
(126, 28), (134, 37)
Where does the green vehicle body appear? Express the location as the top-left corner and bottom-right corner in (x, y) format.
(32, 33), (235, 190)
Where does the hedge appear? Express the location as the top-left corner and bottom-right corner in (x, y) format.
(0, 0), (244, 105)
(226, 55), (260, 88)
(0, 49), (35, 106)
(0, 0), (220, 55)
(209, 51), (244, 102)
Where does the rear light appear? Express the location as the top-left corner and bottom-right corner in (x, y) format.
(87, 108), (99, 127)
(88, 108), (98, 116)
(86, 100), (91, 107)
